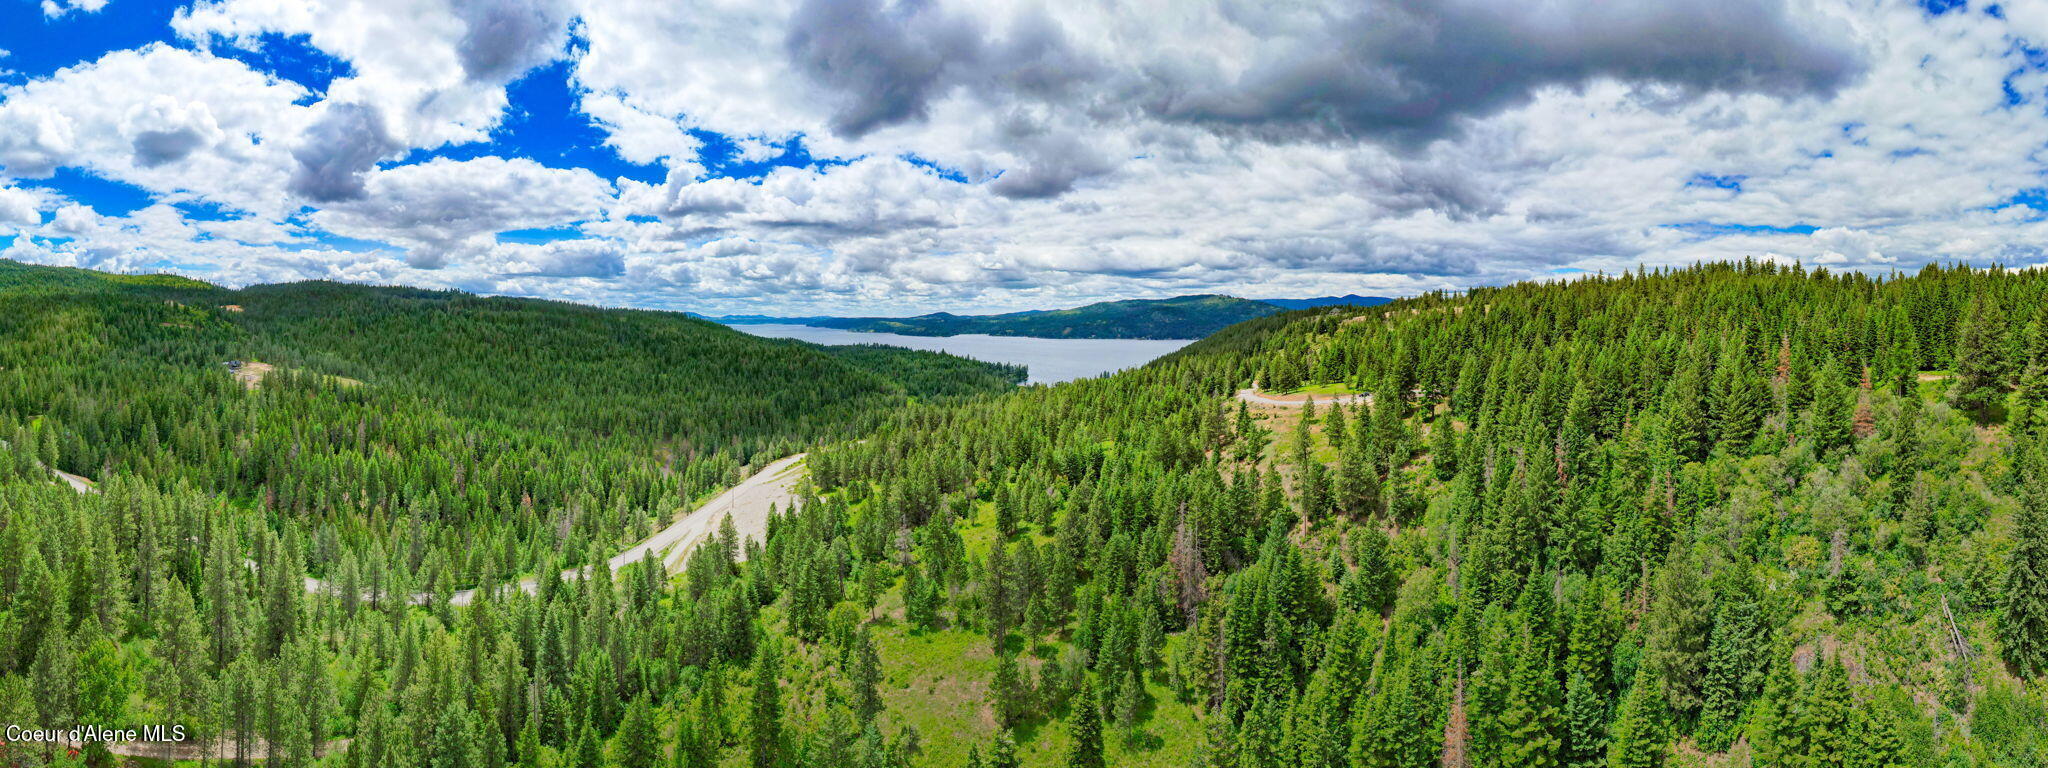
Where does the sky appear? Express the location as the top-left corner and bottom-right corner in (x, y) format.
(1, 0), (2046, 315)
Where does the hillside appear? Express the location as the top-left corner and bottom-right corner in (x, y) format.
(3, 260), (2046, 768)
(722, 294), (1285, 339)
(0, 259), (1019, 592)
(794, 261), (2048, 767)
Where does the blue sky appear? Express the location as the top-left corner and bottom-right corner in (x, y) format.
(3, 0), (2048, 314)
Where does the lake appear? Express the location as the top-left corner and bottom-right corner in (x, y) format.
(730, 324), (1195, 385)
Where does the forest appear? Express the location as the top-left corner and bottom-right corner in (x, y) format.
(2, 259), (2047, 768)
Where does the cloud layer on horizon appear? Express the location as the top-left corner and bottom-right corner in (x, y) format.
(1, 0), (2046, 314)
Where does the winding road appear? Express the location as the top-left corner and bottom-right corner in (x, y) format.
(439, 451), (807, 606)
(17, 443), (806, 761)
(30, 447), (808, 605)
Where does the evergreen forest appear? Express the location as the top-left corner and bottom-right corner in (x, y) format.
(3, 258), (2048, 768)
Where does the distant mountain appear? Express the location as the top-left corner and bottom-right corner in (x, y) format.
(702, 292), (1401, 339)
(692, 313), (841, 325)
(708, 294), (1285, 340)
(1257, 294), (1395, 310)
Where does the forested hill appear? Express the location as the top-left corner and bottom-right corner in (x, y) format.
(721, 293), (1286, 339)
(0, 258), (1018, 587)
(795, 260), (2048, 766)
(6, 260), (2048, 768)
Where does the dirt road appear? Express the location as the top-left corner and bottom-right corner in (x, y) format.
(1234, 388), (1370, 406)
(442, 452), (808, 605)
(39, 448), (809, 605)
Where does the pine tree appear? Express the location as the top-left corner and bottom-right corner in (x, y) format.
(1693, 598), (1761, 751)
(850, 627), (885, 723)
(1711, 341), (1768, 452)
(1953, 294), (2011, 418)
(1850, 704), (1908, 768)
(1808, 358), (1854, 454)
(1998, 485), (2048, 677)
(1641, 547), (1709, 715)
(1340, 527), (1393, 615)
(575, 723), (605, 768)
(1563, 670), (1606, 768)
(990, 651), (1026, 728)
(1794, 660), (1854, 768)
(617, 693), (659, 768)
(750, 642), (785, 768)
(905, 559), (940, 630)
(1499, 628), (1563, 768)
(1066, 676), (1105, 768)
(1745, 663), (1798, 768)
(988, 727), (1022, 768)
(1604, 671), (1665, 768)
(2013, 319), (2048, 434)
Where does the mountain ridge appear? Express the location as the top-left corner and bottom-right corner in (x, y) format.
(704, 292), (1397, 339)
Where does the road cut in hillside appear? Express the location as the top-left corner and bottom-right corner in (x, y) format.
(1234, 387), (1370, 406)
(442, 452), (807, 606)
(42, 449), (808, 605)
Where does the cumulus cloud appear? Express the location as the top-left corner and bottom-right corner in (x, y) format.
(0, 44), (311, 215)
(311, 156), (614, 267)
(784, 0), (986, 137)
(17, 0), (2048, 317)
(122, 96), (226, 167)
(455, 0), (574, 82)
(177, 0), (572, 149)
(0, 186), (41, 229)
(1146, 0), (1860, 144)
(41, 0), (109, 19)
(487, 238), (626, 278)
(287, 102), (400, 202)
(0, 104), (77, 178)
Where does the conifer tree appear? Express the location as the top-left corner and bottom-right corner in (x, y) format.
(617, 693), (659, 768)
(1066, 676), (1105, 768)
(1710, 341), (1768, 453)
(850, 627), (884, 723)
(1954, 294), (2011, 417)
(1500, 628), (1563, 768)
(1641, 547), (1709, 715)
(1794, 660), (1853, 768)
(988, 727), (1022, 768)
(1808, 359), (1854, 454)
(750, 643), (785, 768)
(1563, 670), (1606, 768)
(1999, 485), (2048, 677)
(1604, 671), (1665, 768)
(1693, 598), (1760, 750)
(905, 560), (940, 630)
(990, 651), (1026, 728)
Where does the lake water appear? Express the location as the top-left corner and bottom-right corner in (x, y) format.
(730, 324), (1194, 384)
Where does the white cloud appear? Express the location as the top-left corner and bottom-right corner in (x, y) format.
(41, 0), (109, 19)
(176, 0), (570, 151)
(0, 185), (41, 229)
(310, 156), (615, 267)
(10, 0), (2048, 316)
(0, 44), (312, 216)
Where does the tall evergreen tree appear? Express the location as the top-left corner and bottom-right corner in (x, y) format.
(1808, 359), (1854, 455)
(1604, 671), (1665, 768)
(1066, 676), (1105, 768)
(1563, 670), (1606, 768)
(617, 693), (659, 768)
(750, 642), (785, 768)
(1954, 294), (2011, 417)
(1999, 482), (2048, 677)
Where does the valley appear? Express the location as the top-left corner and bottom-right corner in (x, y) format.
(1, 260), (2046, 768)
